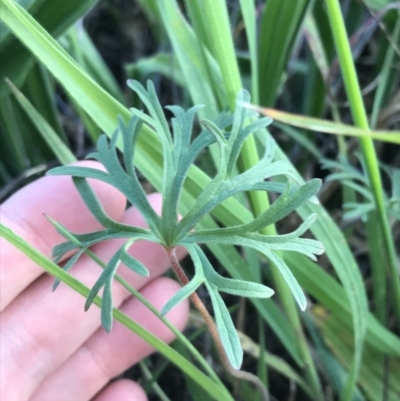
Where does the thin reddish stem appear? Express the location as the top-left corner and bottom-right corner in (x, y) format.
(166, 247), (269, 401)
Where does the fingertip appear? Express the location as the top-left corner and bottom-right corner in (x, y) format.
(93, 379), (147, 401)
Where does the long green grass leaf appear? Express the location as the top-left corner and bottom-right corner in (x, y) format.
(251, 106), (400, 144)
(325, 1), (399, 398)
(258, 0), (310, 106)
(6, 78), (75, 165)
(0, 0), (98, 97)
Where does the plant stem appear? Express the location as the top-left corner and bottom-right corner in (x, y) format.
(369, 19), (400, 324)
(325, 0), (400, 399)
(370, 18), (400, 129)
(197, 0), (324, 397)
(325, 0), (400, 323)
(167, 247), (270, 401)
(365, 210), (387, 323)
(139, 361), (172, 401)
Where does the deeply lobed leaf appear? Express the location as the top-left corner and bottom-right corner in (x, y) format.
(48, 83), (323, 357)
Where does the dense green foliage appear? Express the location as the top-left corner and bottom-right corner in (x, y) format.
(0, 0), (399, 400)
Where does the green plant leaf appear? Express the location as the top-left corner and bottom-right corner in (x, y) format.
(227, 116), (273, 177)
(207, 269), (275, 298)
(120, 251), (150, 277)
(206, 282), (243, 369)
(258, 0), (309, 106)
(63, 26), (126, 105)
(161, 274), (203, 317)
(253, 106), (400, 145)
(52, 247), (86, 291)
(155, 0), (223, 113)
(238, 0), (258, 102)
(222, 180), (321, 234)
(49, 133), (163, 238)
(53, 230), (157, 262)
(84, 248), (123, 312)
(0, 0), (99, 97)
(125, 53), (186, 88)
(303, 312), (365, 401)
(84, 239), (149, 332)
(48, 166), (114, 184)
(201, 119), (227, 146)
(265, 249), (307, 311)
(118, 115), (143, 177)
(71, 177), (132, 231)
(5, 78), (74, 165)
(127, 80), (173, 149)
(195, 244), (275, 298)
(164, 104), (204, 232)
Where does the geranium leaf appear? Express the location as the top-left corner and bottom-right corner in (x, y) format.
(227, 116), (273, 176)
(195, 245), (274, 298)
(118, 114), (143, 176)
(72, 177), (130, 230)
(52, 247), (86, 291)
(47, 166), (114, 185)
(120, 250), (149, 277)
(161, 274), (203, 316)
(206, 282), (243, 369)
(260, 248), (307, 311)
(101, 280), (114, 332)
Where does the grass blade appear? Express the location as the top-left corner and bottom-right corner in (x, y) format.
(324, 1), (400, 397)
(258, 0), (310, 106)
(6, 78), (75, 165)
(248, 106), (400, 144)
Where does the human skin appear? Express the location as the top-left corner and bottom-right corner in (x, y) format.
(0, 161), (189, 401)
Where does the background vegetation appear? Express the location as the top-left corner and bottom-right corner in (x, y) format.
(0, 0), (399, 400)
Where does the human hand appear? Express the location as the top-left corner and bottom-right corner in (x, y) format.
(0, 161), (189, 401)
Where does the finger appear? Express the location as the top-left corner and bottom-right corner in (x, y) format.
(0, 161), (126, 310)
(30, 277), (188, 401)
(0, 195), (186, 401)
(92, 380), (147, 401)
